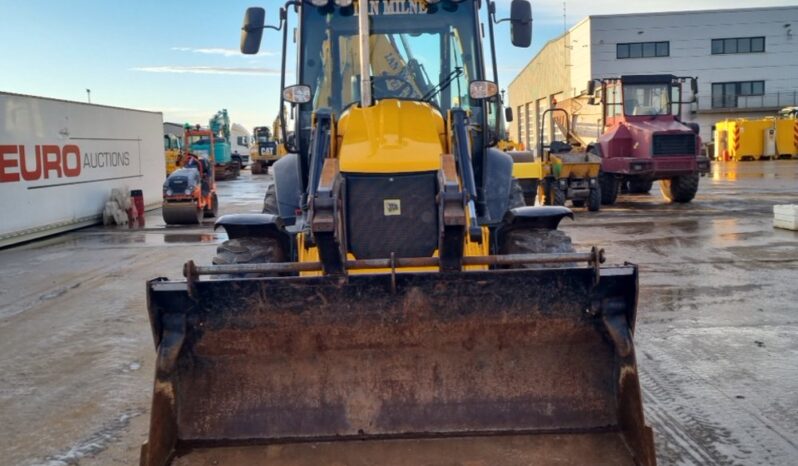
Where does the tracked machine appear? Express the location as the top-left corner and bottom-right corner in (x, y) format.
(141, 1), (656, 465)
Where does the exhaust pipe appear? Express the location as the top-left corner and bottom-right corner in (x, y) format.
(358, 0), (371, 107)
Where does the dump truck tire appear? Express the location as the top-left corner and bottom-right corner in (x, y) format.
(204, 193), (219, 218)
(628, 180), (653, 194)
(262, 184), (278, 215)
(660, 173), (699, 203)
(587, 187), (601, 212)
(251, 162), (263, 175)
(599, 173), (618, 205)
(543, 181), (566, 206)
(212, 237), (286, 277)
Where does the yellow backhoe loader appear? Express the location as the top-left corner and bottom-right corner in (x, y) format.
(140, 1), (655, 465)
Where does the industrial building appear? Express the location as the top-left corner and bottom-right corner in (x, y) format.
(507, 5), (798, 150)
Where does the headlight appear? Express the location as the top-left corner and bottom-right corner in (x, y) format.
(166, 189), (173, 196)
(185, 188), (193, 195)
(559, 179), (568, 189)
(334, 0), (352, 6)
(308, 0), (328, 6)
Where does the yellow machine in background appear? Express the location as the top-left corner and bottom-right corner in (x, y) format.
(163, 133), (182, 176)
(511, 108), (602, 210)
(715, 108), (798, 161)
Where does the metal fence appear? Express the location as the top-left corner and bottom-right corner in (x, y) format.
(700, 91), (798, 111)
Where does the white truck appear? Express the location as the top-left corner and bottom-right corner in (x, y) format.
(0, 92), (165, 247)
(230, 122), (251, 169)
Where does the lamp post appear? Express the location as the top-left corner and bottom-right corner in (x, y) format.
(86, 89), (91, 104)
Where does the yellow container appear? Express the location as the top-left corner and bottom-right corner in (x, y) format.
(714, 119), (774, 161)
(776, 118), (798, 158)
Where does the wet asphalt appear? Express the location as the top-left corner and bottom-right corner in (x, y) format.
(0, 161), (797, 465)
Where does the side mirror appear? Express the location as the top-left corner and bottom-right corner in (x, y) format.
(282, 85), (312, 104)
(505, 107), (514, 123)
(469, 80), (498, 100)
(587, 80), (596, 96)
(510, 0), (533, 48)
(240, 7), (265, 55)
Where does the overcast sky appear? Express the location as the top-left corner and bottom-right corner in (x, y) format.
(1, 0), (795, 132)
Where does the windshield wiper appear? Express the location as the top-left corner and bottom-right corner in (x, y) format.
(422, 67), (464, 103)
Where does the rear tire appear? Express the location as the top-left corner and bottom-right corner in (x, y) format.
(628, 179), (653, 194)
(251, 162), (263, 175)
(212, 237), (286, 277)
(599, 173), (618, 205)
(263, 184), (279, 215)
(660, 173), (699, 203)
(203, 193), (219, 218)
(587, 187), (601, 212)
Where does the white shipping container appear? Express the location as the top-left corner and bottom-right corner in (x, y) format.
(1, 92), (165, 247)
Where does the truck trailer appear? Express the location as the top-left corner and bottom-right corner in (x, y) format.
(0, 92), (164, 247)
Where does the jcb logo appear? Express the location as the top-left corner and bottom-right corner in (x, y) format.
(383, 199), (401, 216)
(0, 145), (81, 183)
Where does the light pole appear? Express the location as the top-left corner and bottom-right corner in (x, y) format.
(86, 89), (91, 104)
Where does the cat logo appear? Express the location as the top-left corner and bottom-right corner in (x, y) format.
(383, 199), (401, 216)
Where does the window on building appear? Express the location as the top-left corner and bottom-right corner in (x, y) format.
(711, 37), (765, 55)
(617, 41), (669, 59)
(711, 80), (765, 108)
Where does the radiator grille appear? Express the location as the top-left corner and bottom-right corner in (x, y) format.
(346, 173), (438, 260)
(653, 133), (696, 156)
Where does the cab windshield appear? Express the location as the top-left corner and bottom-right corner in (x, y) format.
(301, 1), (480, 114)
(623, 83), (671, 116)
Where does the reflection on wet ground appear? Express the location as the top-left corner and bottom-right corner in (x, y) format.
(1, 163), (798, 465)
(563, 160), (798, 464)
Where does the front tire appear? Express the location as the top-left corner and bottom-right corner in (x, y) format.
(599, 173), (618, 205)
(587, 187), (601, 212)
(212, 237), (286, 277)
(499, 228), (575, 268)
(660, 173), (699, 203)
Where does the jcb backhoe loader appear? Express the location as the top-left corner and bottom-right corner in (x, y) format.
(141, 1), (656, 465)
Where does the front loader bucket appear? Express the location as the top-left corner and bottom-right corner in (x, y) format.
(142, 266), (655, 466)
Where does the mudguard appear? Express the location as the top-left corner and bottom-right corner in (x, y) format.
(271, 153), (303, 225)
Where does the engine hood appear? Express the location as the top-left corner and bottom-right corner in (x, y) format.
(336, 99), (446, 174)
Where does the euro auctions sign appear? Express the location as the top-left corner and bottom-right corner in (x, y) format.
(0, 143), (139, 186)
(0, 92), (164, 246)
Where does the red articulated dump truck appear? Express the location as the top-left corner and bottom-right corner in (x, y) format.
(139, 1), (656, 465)
(585, 75), (710, 204)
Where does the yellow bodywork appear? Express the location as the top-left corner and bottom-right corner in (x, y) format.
(298, 228), (490, 276)
(512, 159), (543, 181)
(337, 99), (447, 173)
(298, 99), (487, 274)
(549, 152), (602, 178)
(165, 148), (180, 176)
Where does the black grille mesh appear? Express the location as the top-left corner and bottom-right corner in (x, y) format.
(346, 173), (438, 260)
(653, 134), (696, 156)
